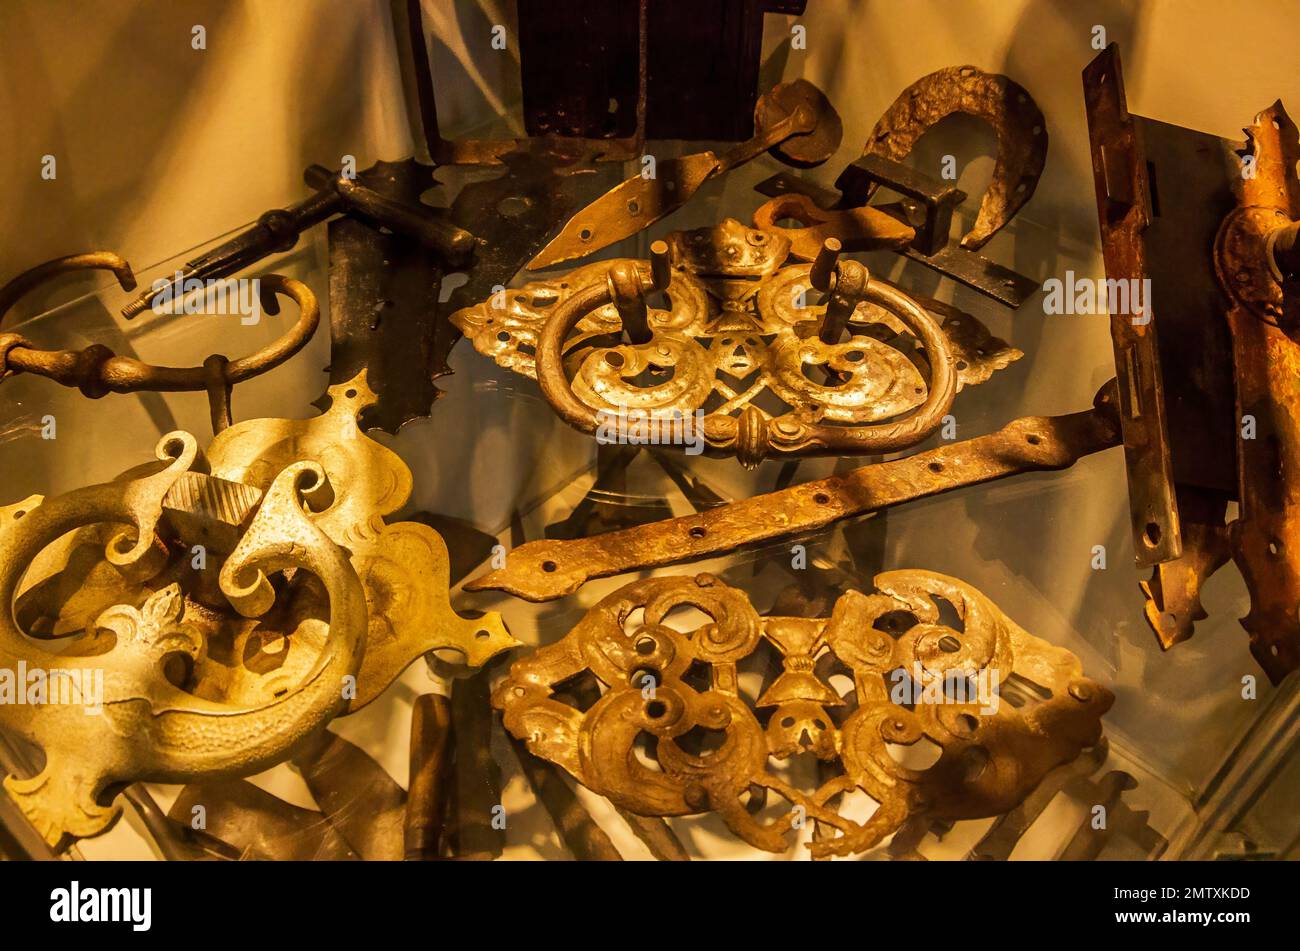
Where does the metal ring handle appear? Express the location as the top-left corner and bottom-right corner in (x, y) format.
(534, 258), (958, 462)
(0, 253), (318, 399)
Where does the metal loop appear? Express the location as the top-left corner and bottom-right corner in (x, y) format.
(534, 254), (958, 461)
(0, 253), (319, 400)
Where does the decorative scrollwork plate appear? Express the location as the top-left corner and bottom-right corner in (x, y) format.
(495, 571), (1111, 858)
(453, 219), (1020, 466)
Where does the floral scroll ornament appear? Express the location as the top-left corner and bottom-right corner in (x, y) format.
(495, 571), (1111, 858)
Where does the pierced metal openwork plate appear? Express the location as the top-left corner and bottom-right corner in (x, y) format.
(495, 571), (1111, 858)
(452, 219), (1020, 466)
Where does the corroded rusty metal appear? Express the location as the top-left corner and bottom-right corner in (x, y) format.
(1084, 44), (1240, 654)
(118, 161), (474, 322)
(468, 387), (1121, 601)
(754, 157), (1040, 309)
(527, 80), (842, 269)
(0, 255), (318, 415)
(310, 156), (572, 434)
(495, 572), (1112, 858)
(0, 433), (367, 851)
(1085, 45), (1300, 682)
(455, 218), (1018, 467)
(864, 65), (1048, 251)
(1082, 46), (1183, 570)
(1214, 102), (1300, 682)
(752, 191), (915, 261)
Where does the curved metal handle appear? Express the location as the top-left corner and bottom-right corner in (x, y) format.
(534, 243), (958, 463)
(0, 253), (318, 407)
(0, 438), (367, 851)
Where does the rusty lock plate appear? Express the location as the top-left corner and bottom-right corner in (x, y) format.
(1215, 102), (1300, 681)
(1085, 44), (1300, 682)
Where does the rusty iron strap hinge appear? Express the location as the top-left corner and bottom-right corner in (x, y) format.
(467, 385), (1122, 601)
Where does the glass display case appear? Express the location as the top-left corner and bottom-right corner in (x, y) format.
(0, 0), (1296, 869)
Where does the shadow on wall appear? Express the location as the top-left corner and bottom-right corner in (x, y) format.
(0, 0), (390, 319)
(1, 1), (236, 314)
(424, 0), (522, 137)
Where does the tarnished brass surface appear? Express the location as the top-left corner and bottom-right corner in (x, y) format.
(0, 373), (516, 851)
(864, 65), (1048, 251)
(752, 191), (916, 260)
(0, 255), (319, 409)
(468, 388), (1121, 601)
(456, 218), (1017, 466)
(0, 433), (367, 851)
(13, 375), (519, 716)
(495, 572), (1111, 858)
(193, 375), (518, 707)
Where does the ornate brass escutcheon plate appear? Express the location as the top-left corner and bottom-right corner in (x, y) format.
(495, 571), (1111, 858)
(0, 432), (366, 851)
(1, 373), (516, 850)
(454, 219), (1020, 466)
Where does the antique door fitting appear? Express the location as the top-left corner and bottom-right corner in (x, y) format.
(468, 385), (1122, 601)
(0, 252), (319, 434)
(1084, 43), (1300, 683)
(527, 79), (843, 269)
(496, 572), (1112, 858)
(0, 373), (516, 851)
(754, 65), (1049, 308)
(454, 219), (1020, 467)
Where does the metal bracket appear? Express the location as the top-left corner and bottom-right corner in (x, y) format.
(468, 386), (1120, 601)
(755, 158), (1040, 309)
